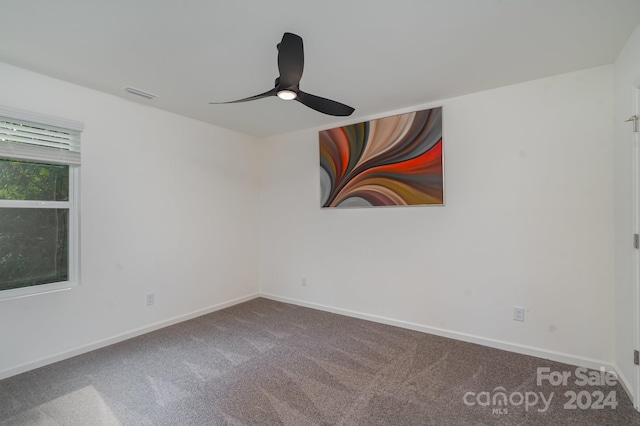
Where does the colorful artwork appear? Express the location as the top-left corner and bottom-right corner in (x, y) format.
(319, 107), (443, 208)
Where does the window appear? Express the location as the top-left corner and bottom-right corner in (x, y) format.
(0, 105), (82, 299)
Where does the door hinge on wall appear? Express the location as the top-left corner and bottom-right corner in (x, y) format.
(634, 234), (639, 249)
(626, 115), (638, 133)
(635, 350), (639, 366)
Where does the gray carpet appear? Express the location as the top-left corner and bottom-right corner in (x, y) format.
(0, 297), (638, 425)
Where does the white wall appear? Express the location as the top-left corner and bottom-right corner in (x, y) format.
(614, 22), (640, 403)
(0, 62), (261, 378)
(0, 56), (623, 386)
(259, 65), (615, 365)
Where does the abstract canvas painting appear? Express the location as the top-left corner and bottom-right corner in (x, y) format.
(320, 107), (443, 208)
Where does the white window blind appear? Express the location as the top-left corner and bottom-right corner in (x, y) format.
(0, 104), (83, 165)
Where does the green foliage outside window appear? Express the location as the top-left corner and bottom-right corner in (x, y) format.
(0, 159), (69, 201)
(0, 159), (70, 291)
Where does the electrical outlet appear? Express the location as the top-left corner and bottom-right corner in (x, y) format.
(301, 277), (307, 286)
(513, 306), (525, 322)
(146, 293), (155, 306)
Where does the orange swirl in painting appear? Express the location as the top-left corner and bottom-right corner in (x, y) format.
(320, 107), (443, 207)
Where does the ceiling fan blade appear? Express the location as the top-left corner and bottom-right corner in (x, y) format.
(296, 91), (355, 116)
(210, 88), (277, 104)
(277, 32), (304, 89)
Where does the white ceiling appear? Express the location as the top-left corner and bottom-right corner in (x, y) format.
(1, 0), (639, 137)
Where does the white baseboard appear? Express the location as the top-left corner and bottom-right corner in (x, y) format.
(0, 293), (260, 381)
(259, 293), (617, 374)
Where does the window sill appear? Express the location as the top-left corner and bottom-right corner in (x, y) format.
(0, 281), (75, 301)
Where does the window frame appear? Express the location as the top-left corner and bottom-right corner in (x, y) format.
(0, 106), (82, 300)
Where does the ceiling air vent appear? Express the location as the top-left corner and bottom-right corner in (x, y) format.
(124, 87), (157, 100)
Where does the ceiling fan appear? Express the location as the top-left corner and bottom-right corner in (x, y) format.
(211, 32), (354, 117)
